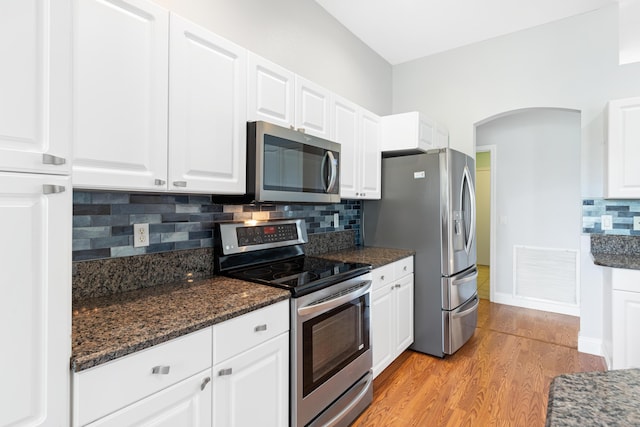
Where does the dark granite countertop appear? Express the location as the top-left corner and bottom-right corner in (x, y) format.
(316, 246), (415, 269)
(71, 245), (413, 372)
(71, 276), (289, 372)
(546, 369), (640, 426)
(591, 235), (640, 270)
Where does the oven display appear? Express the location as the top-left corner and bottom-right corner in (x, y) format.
(236, 223), (299, 246)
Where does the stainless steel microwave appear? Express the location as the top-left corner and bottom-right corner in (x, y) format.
(241, 121), (341, 204)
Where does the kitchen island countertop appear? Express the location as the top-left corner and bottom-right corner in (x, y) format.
(546, 369), (640, 426)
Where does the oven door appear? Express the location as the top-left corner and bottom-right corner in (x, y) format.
(292, 275), (373, 427)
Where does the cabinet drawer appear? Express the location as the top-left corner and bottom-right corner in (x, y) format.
(213, 300), (289, 364)
(74, 328), (212, 426)
(394, 256), (414, 278)
(372, 264), (394, 292)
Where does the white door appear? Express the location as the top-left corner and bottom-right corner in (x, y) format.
(0, 0), (71, 175)
(394, 274), (415, 355)
(371, 286), (394, 378)
(168, 14), (247, 194)
(72, 0), (169, 191)
(213, 334), (289, 427)
(606, 97), (640, 198)
(86, 370), (213, 427)
(612, 290), (640, 369)
(247, 53), (295, 128)
(0, 172), (71, 427)
(359, 110), (382, 199)
(332, 96), (359, 199)
(295, 76), (331, 139)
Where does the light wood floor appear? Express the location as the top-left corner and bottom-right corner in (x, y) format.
(352, 300), (606, 427)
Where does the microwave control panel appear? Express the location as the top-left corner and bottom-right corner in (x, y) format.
(236, 223), (299, 246)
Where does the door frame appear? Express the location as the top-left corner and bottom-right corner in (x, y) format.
(475, 145), (497, 301)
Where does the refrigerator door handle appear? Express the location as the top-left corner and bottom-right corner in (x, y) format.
(462, 165), (476, 255)
(452, 270), (478, 287)
(452, 296), (479, 319)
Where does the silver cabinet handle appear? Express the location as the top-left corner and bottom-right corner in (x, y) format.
(361, 192), (366, 196)
(42, 153), (66, 165)
(254, 324), (267, 332)
(42, 184), (65, 194)
(380, 275), (385, 280)
(173, 181), (187, 187)
(395, 284), (402, 289)
(298, 127), (306, 133)
(152, 365), (170, 375)
(201, 376), (211, 391)
(155, 179), (166, 186)
(403, 266), (408, 271)
(218, 368), (232, 376)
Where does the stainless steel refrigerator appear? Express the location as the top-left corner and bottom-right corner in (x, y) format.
(363, 148), (479, 357)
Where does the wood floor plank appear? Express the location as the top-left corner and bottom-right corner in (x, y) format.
(352, 300), (606, 427)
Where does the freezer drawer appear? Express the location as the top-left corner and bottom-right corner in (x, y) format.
(443, 294), (479, 355)
(442, 266), (478, 310)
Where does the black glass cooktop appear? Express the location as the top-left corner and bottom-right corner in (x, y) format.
(227, 255), (371, 297)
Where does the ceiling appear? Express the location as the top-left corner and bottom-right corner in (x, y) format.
(314, 0), (617, 65)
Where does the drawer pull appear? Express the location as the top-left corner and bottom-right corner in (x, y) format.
(218, 368), (232, 376)
(254, 324), (267, 332)
(380, 275), (385, 280)
(395, 284), (402, 289)
(152, 365), (170, 375)
(201, 376), (211, 391)
(403, 266), (408, 271)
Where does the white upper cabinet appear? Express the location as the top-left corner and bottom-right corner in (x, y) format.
(247, 54), (331, 139)
(381, 111), (448, 153)
(605, 97), (640, 198)
(0, 0), (71, 175)
(0, 172), (71, 427)
(294, 76), (332, 139)
(168, 14), (246, 194)
(72, 0), (169, 191)
(332, 96), (381, 200)
(359, 109), (382, 199)
(247, 53), (295, 128)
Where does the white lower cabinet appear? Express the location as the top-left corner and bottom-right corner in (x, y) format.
(85, 369), (213, 427)
(611, 268), (640, 369)
(72, 301), (289, 427)
(371, 257), (414, 378)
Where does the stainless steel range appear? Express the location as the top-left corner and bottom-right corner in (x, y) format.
(215, 219), (373, 427)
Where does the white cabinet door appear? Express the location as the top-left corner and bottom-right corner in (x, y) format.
(359, 109), (381, 199)
(169, 14), (247, 194)
(371, 284), (394, 378)
(0, 0), (71, 175)
(606, 97), (640, 198)
(295, 76), (331, 139)
(394, 273), (415, 355)
(612, 288), (640, 369)
(247, 53), (295, 128)
(0, 172), (71, 427)
(72, 0), (169, 191)
(333, 96), (359, 199)
(213, 333), (289, 427)
(86, 370), (213, 427)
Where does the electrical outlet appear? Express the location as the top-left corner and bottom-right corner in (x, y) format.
(133, 223), (150, 247)
(333, 213), (340, 229)
(601, 215), (613, 231)
(634, 216), (640, 231)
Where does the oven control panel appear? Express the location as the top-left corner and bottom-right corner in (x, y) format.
(217, 219), (308, 255)
(236, 223), (299, 246)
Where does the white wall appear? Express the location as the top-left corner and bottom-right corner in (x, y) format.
(393, 4), (640, 356)
(476, 108), (581, 307)
(151, 0), (392, 115)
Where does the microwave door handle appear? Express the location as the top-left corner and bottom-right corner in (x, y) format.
(325, 151), (337, 193)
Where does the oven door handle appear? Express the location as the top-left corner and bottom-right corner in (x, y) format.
(297, 280), (371, 317)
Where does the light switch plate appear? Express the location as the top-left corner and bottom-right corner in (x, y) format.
(634, 216), (640, 231)
(601, 215), (613, 231)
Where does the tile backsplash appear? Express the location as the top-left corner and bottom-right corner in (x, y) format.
(582, 198), (640, 235)
(73, 191), (361, 261)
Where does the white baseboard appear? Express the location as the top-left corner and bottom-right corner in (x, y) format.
(492, 291), (580, 316)
(577, 334), (604, 357)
